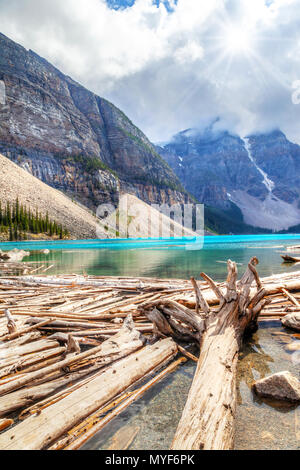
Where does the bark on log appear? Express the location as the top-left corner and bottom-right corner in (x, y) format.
(0, 337), (177, 450)
(171, 257), (267, 450)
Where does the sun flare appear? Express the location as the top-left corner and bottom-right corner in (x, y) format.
(224, 27), (252, 55)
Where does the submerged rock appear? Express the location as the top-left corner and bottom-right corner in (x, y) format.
(281, 312), (300, 332)
(253, 371), (300, 403)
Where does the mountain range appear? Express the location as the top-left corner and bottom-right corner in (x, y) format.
(0, 32), (189, 215)
(158, 123), (300, 233)
(0, 32), (300, 235)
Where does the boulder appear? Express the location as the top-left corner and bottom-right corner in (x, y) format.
(253, 371), (300, 402)
(285, 342), (300, 352)
(282, 312), (300, 332)
(0, 249), (30, 263)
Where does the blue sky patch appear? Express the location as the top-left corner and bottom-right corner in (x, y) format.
(106, 0), (178, 12)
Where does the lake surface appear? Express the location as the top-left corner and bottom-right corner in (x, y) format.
(1, 234), (300, 450)
(1, 234), (300, 281)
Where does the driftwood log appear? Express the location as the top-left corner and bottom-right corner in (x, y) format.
(170, 257), (271, 450)
(281, 255), (300, 263)
(140, 257), (269, 450)
(1, 266), (300, 450)
(0, 336), (177, 449)
(0, 316), (146, 417)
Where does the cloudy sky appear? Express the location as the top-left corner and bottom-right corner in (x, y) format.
(1, 0), (300, 143)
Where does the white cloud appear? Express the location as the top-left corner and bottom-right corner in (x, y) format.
(174, 41), (204, 64)
(0, 0), (300, 142)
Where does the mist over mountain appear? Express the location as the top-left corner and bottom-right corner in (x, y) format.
(1, 0), (300, 144)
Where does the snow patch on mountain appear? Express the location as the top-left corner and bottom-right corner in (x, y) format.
(242, 137), (275, 193)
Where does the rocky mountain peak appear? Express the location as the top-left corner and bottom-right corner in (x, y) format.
(159, 124), (300, 232)
(0, 32), (189, 214)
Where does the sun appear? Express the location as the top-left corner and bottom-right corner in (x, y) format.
(224, 27), (252, 55)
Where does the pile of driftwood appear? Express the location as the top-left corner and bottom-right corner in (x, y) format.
(0, 258), (300, 450)
(0, 249), (54, 277)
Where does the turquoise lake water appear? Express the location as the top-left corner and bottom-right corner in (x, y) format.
(1, 234), (300, 280)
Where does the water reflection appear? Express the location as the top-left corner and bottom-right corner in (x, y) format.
(12, 237), (300, 281)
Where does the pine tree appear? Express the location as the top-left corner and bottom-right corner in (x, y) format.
(9, 225), (13, 241)
(0, 198), (69, 240)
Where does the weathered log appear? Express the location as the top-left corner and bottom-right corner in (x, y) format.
(0, 337), (177, 450)
(0, 319), (145, 418)
(48, 332), (101, 347)
(0, 315), (143, 397)
(63, 356), (186, 450)
(4, 309), (17, 335)
(140, 299), (205, 344)
(177, 345), (198, 363)
(200, 272), (225, 309)
(25, 317), (113, 330)
(281, 288), (300, 307)
(0, 318), (53, 342)
(65, 334), (81, 355)
(0, 370), (99, 417)
(281, 311), (300, 331)
(281, 255), (300, 263)
(286, 245), (300, 252)
(171, 257), (266, 450)
(0, 346), (66, 379)
(0, 339), (61, 370)
(0, 331), (41, 350)
(190, 277), (210, 315)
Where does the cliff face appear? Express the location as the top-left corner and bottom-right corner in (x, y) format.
(247, 131), (300, 205)
(0, 33), (187, 211)
(0, 152), (105, 240)
(159, 126), (300, 231)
